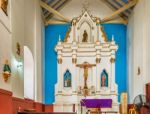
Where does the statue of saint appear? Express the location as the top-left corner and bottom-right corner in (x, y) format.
(82, 30), (88, 42)
(3, 59), (11, 82)
(101, 74), (106, 87)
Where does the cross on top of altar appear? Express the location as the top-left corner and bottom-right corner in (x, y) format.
(76, 62), (96, 68)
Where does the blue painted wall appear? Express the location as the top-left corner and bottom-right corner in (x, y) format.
(102, 24), (127, 101)
(44, 24), (127, 104)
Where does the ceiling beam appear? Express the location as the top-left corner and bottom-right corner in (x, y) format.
(107, 0), (130, 17)
(46, 0), (71, 20)
(101, 0), (137, 23)
(115, 0), (132, 12)
(44, 0), (61, 16)
(45, 19), (127, 25)
(45, 0), (67, 19)
(40, 1), (71, 22)
(101, 0), (128, 23)
(45, 20), (69, 25)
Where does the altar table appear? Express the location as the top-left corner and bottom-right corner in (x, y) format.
(80, 99), (112, 108)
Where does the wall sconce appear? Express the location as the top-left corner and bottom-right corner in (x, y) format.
(137, 67), (141, 75)
(2, 59), (11, 82)
(17, 62), (23, 68)
(16, 42), (21, 57)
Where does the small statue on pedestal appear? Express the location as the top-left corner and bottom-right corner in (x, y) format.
(82, 30), (88, 42)
(3, 59), (11, 82)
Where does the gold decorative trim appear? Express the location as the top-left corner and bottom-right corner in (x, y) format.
(58, 58), (62, 64)
(72, 58), (77, 64)
(64, 27), (71, 42)
(100, 27), (108, 42)
(96, 18), (101, 25)
(110, 58), (115, 63)
(72, 19), (76, 26)
(3, 72), (10, 82)
(96, 58), (101, 64)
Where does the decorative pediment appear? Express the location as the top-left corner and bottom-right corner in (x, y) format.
(64, 11), (108, 43)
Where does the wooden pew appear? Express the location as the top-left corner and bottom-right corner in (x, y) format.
(18, 112), (77, 114)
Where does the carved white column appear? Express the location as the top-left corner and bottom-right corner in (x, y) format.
(73, 20), (76, 42)
(95, 51), (101, 92)
(72, 63), (76, 93)
(110, 56), (116, 92)
(96, 18), (100, 42)
(110, 37), (118, 92)
(97, 25), (100, 41)
(76, 67), (79, 91)
(88, 68), (92, 87)
(92, 67), (96, 87)
(96, 64), (100, 92)
(91, 67), (93, 86)
(57, 56), (63, 93)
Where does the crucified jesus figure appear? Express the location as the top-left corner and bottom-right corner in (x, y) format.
(76, 62), (96, 89)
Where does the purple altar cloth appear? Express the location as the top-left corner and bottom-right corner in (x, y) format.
(80, 99), (112, 108)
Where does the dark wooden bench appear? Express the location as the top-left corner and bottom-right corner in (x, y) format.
(18, 112), (77, 114)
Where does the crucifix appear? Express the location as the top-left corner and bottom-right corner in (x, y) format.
(76, 62), (96, 89)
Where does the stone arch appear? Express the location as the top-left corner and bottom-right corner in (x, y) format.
(24, 46), (34, 99)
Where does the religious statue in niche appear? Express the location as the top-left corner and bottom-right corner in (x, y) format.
(0, 0), (8, 16)
(16, 42), (21, 56)
(82, 30), (88, 42)
(101, 69), (108, 87)
(64, 69), (72, 87)
(2, 59), (11, 82)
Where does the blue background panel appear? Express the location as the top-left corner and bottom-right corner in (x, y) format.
(44, 24), (127, 104)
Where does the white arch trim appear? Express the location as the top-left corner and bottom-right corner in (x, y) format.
(24, 46), (34, 100)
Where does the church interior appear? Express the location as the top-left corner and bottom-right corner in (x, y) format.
(1, 0), (150, 114)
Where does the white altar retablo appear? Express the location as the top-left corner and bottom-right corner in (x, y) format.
(54, 11), (119, 114)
